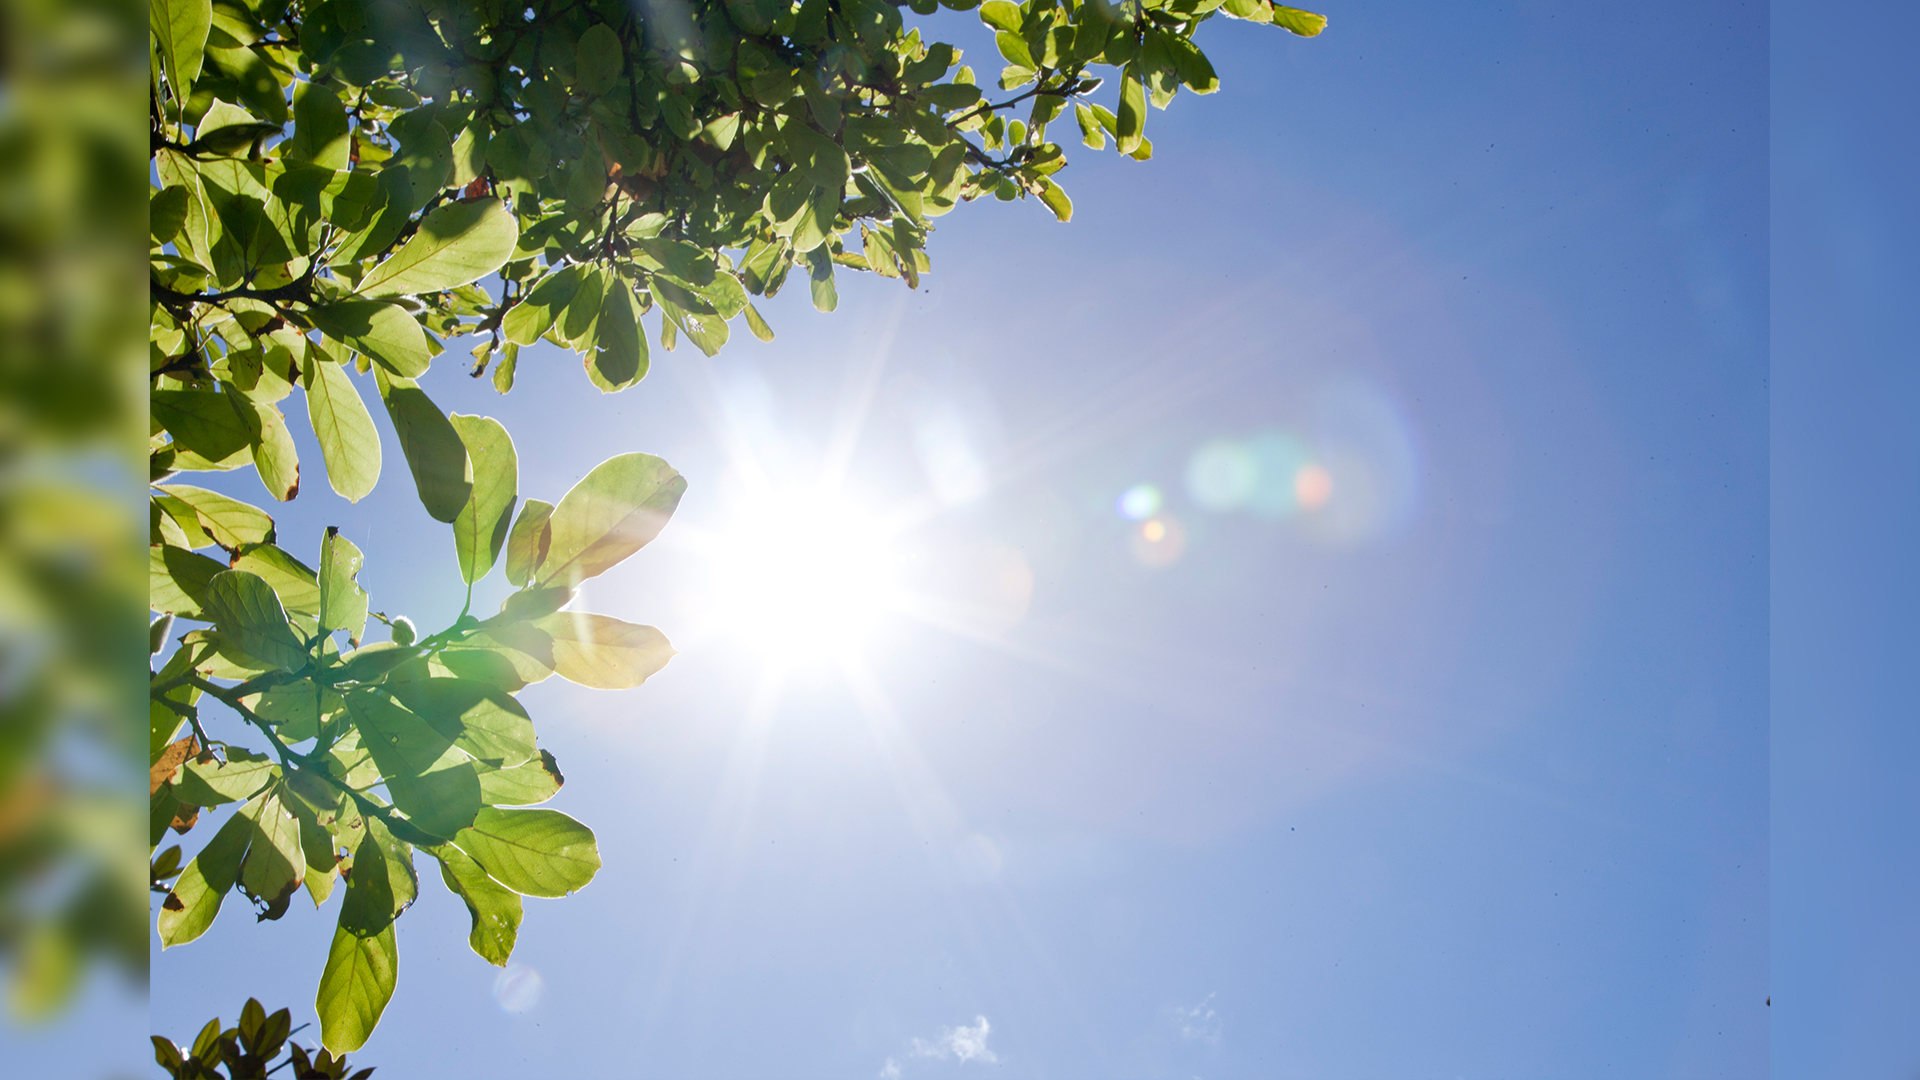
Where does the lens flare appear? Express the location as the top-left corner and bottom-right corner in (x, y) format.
(710, 485), (903, 659)
(1117, 483), (1162, 520)
(1294, 462), (1334, 509)
(1130, 514), (1186, 568)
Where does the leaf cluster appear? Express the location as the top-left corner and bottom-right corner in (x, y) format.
(153, 997), (375, 1078)
(147, 0), (1320, 1054)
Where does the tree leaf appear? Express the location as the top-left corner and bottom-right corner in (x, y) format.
(308, 302), (430, 379)
(230, 543), (321, 616)
(433, 843), (523, 966)
(1036, 177), (1073, 222)
(152, 389), (254, 470)
(386, 759), (484, 841)
(319, 527), (370, 642)
(303, 342), (382, 502)
(201, 570), (308, 671)
(586, 282), (648, 392)
(978, 0), (1022, 32)
(574, 23), (624, 96)
(156, 485), (274, 550)
(476, 750), (564, 807)
(536, 453), (685, 586)
(286, 81), (351, 169)
(175, 748), (277, 806)
(235, 398), (300, 501)
(357, 198), (519, 299)
(156, 800), (252, 948)
(743, 302), (775, 342)
(1116, 63), (1147, 155)
(532, 612), (675, 690)
(451, 807), (600, 898)
(337, 816), (416, 937)
(343, 688), (456, 778)
(237, 786), (305, 919)
(316, 922), (396, 1055)
(150, 543), (226, 618)
(384, 678), (537, 768)
(151, 0), (212, 101)
(449, 414), (517, 584)
(376, 372), (472, 523)
(1272, 5), (1328, 36)
(502, 267), (583, 346)
(502, 499), (553, 588)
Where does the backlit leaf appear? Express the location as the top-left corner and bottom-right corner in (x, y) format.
(377, 372), (472, 523)
(502, 499), (553, 588)
(319, 528), (369, 641)
(433, 843), (523, 966)
(308, 302), (430, 379)
(451, 807), (600, 898)
(357, 198), (519, 299)
(316, 923), (396, 1055)
(532, 611), (675, 690)
(201, 570), (308, 671)
(536, 453), (685, 586)
(303, 342), (383, 503)
(449, 414), (517, 584)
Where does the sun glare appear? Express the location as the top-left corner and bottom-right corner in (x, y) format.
(709, 485), (903, 660)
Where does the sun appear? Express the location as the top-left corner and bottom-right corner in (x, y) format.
(706, 482), (905, 661)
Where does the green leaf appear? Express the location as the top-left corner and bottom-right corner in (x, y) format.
(502, 499), (553, 588)
(159, 480), (274, 545)
(1116, 63), (1147, 155)
(586, 282), (648, 392)
(387, 759), (484, 840)
(476, 750), (564, 807)
(377, 373), (472, 523)
(319, 528), (370, 642)
(230, 544), (321, 616)
(384, 678), (537, 768)
(286, 81), (351, 169)
(175, 748), (277, 806)
(150, 543), (226, 618)
(533, 612), (675, 690)
(451, 807), (600, 898)
(1272, 5), (1328, 36)
(1075, 102), (1107, 149)
(235, 397), (300, 501)
(806, 246), (837, 313)
(336, 641), (421, 684)
(302, 342), (383, 503)
(558, 266), (607, 347)
(434, 843), (523, 966)
(343, 688), (457, 777)
(978, 0), (1022, 32)
(307, 302), (430, 380)
(448, 414), (517, 584)
(151, 0), (212, 101)
(237, 787), (305, 918)
(338, 817), (416, 937)
(1036, 177), (1074, 222)
(152, 389), (254, 470)
(574, 23), (624, 96)
(316, 922), (396, 1055)
(201, 570), (308, 671)
(536, 452), (686, 586)
(357, 198), (520, 299)
(501, 267), (581, 346)
(743, 302), (776, 342)
(156, 800), (251, 948)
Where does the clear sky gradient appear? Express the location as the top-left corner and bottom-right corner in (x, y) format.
(142, 3), (1791, 1076)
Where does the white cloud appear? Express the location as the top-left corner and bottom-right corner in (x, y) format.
(879, 1059), (902, 1080)
(1169, 993), (1222, 1045)
(910, 1015), (999, 1064)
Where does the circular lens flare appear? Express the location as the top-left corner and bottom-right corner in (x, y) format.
(711, 486), (902, 659)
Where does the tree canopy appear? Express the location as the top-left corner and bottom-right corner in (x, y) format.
(148, 0), (1323, 1056)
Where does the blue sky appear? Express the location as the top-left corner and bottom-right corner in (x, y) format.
(133, 3), (1791, 1076)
